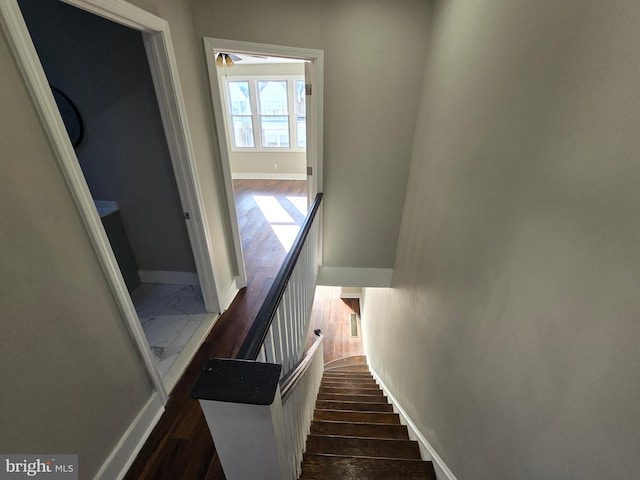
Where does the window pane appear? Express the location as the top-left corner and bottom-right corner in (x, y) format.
(258, 81), (288, 115)
(260, 116), (289, 147)
(295, 80), (306, 116)
(228, 81), (251, 115)
(297, 116), (306, 148)
(232, 116), (254, 147)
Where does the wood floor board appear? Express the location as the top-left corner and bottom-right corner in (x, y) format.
(307, 286), (364, 364)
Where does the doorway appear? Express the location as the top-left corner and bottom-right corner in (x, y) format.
(3, 0), (222, 400)
(17, 0), (216, 388)
(203, 38), (324, 288)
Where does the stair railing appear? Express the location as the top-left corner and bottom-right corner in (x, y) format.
(238, 193), (323, 373)
(192, 194), (324, 480)
(279, 329), (325, 479)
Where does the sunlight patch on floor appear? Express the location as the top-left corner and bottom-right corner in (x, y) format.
(271, 224), (301, 252)
(254, 195), (295, 223)
(287, 196), (308, 215)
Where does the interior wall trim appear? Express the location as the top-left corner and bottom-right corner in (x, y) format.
(369, 368), (459, 480)
(92, 392), (164, 480)
(203, 37), (325, 290)
(231, 173), (307, 181)
(218, 276), (241, 312)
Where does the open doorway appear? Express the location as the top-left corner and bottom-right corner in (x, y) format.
(211, 51), (309, 280)
(204, 38), (324, 289)
(15, 0), (219, 391)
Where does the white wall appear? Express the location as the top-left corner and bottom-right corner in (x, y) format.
(363, 1), (640, 479)
(190, 0), (431, 269)
(0, 27), (153, 478)
(216, 62), (306, 178)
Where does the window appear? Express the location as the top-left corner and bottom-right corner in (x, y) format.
(224, 76), (305, 151)
(228, 81), (254, 147)
(295, 80), (306, 148)
(258, 80), (289, 147)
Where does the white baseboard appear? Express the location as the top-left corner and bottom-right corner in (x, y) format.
(162, 312), (219, 392)
(231, 172), (307, 180)
(369, 368), (458, 480)
(138, 270), (200, 286)
(218, 277), (241, 312)
(94, 392), (164, 480)
(317, 267), (393, 287)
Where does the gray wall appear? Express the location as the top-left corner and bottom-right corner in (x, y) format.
(129, 0), (238, 291)
(0, 0), (242, 476)
(0, 26), (153, 478)
(363, 1), (640, 479)
(19, 0), (196, 273)
(190, 0), (431, 269)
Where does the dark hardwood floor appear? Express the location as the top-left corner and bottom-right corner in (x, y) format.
(125, 179), (362, 479)
(308, 286), (363, 364)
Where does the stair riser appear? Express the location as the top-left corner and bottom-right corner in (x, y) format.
(323, 375), (377, 382)
(317, 393), (387, 403)
(326, 366), (370, 373)
(315, 401), (393, 412)
(314, 410), (401, 424)
(321, 380), (378, 388)
(322, 372), (373, 380)
(311, 421), (409, 440)
(321, 384), (378, 392)
(319, 387), (384, 396)
(322, 372), (375, 379)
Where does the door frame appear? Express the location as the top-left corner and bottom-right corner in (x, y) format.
(203, 38), (324, 288)
(0, 0), (224, 404)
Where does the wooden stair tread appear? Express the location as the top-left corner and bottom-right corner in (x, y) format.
(305, 435), (422, 459)
(321, 378), (378, 384)
(310, 420), (409, 440)
(322, 371), (374, 378)
(325, 365), (370, 373)
(314, 409), (400, 424)
(321, 378), (378, 386)
(315, 400), (393, 412)
(300, 357), (435, 480)
(317, 392), (387, 403)
(300, 454), (436, 480)
(319, 386), (384, 395)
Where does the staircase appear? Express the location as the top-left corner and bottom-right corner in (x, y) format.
(299, 356), (436, 479)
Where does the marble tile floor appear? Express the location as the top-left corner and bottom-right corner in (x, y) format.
(130, 283), (208, 378)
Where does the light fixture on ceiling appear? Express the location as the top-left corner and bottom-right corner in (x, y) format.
(215, 52), (239, 68)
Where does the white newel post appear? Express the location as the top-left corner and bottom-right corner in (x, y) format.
(192, 359), (289, 480)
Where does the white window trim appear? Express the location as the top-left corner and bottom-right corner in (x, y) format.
(221, 74), (306, 153)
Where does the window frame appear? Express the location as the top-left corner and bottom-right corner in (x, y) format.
(222, 74), (306, 153)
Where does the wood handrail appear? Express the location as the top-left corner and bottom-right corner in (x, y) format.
(236, 193), (323, 361)
(280, 329), (323, 402)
